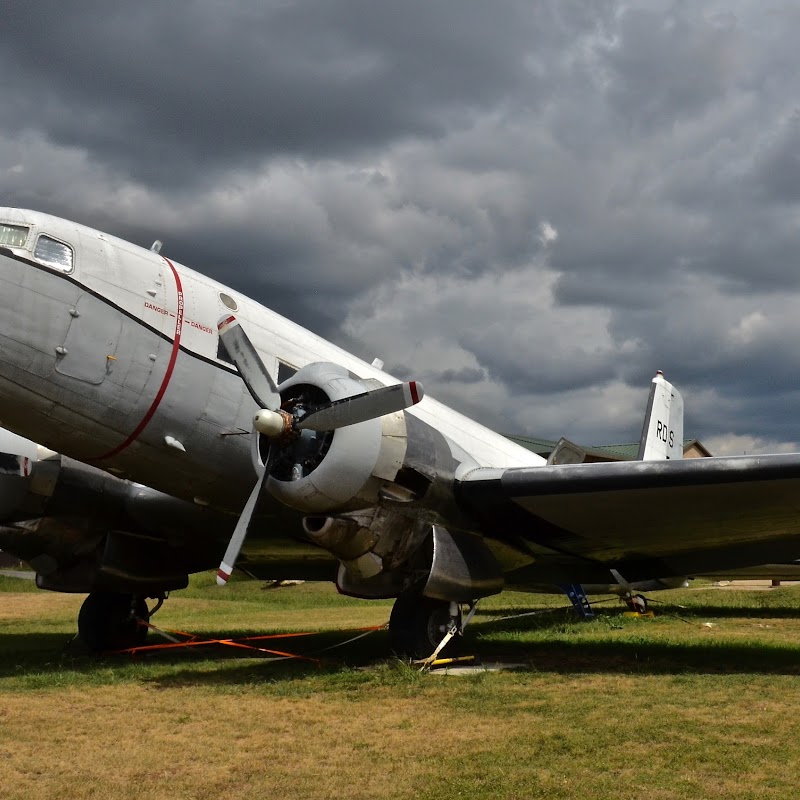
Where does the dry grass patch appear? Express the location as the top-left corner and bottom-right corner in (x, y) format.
(5, 578), (800, 799)
(4, 674), (800, 800)
(0, 592), (82, 623)
(160, 596), (391, 634)
(0, 683), (541, 800)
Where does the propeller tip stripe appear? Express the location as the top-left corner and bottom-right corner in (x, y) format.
(409, 381), (422, 404)
(217, 314), (237, 332)
(216, 566), (232, 585)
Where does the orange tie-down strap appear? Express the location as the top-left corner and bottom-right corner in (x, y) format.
(106, 619), (388, 663)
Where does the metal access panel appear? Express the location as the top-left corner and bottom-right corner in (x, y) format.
(55, 294), (122, 385)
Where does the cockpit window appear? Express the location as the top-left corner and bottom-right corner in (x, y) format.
(0, 223), (29, 248)
(278, 361), (297, 384)
(34, 235), (74, 273)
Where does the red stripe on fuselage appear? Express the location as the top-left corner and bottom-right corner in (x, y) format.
(89, 257), (184, 461)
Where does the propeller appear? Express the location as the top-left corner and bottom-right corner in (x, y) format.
(216, 464), (270, 585)
(610, 568), (651, 613)
(218, 315), (281, 410)
(215, 314), (424, 585)
(295, 381), (422, 431)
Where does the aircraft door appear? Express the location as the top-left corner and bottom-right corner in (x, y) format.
(55, 293), (122, 385)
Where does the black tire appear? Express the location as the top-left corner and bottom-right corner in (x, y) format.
(389, 594), (461, 660)
(77, 592), (149, 652)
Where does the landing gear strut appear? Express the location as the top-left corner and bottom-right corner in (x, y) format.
(77, 592), (150, 652)
(389, 593), (463, 660)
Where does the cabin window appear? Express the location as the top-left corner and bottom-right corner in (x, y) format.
(219, 292), (238, 311)
(34, 235), (74, 273)
(0, 223), (29, 248)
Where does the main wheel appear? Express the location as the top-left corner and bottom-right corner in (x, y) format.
(389, 594), (461, 660)
(625, 593), (649, 613)
(77, 592), (149, 652)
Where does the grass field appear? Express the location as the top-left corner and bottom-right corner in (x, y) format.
(3, 574), (800, 799)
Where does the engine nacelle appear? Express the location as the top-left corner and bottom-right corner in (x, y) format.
(0, 434), (229, 593)
(256, 362), (456, 516)
(0, 440), (60, 525)
(254, 362), (502, 602)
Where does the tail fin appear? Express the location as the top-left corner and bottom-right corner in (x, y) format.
(637, 371), (684, 460)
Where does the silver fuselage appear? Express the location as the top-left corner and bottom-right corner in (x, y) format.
(0, 208), (542, 517)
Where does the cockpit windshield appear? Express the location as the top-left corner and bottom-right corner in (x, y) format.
(0, 223), (29, 248)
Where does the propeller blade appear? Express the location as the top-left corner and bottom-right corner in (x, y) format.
(609, 568), (632, 592)
(218, 315), (281, 410)
(216, 463), (270, 586)
(296, 381), (424, 432)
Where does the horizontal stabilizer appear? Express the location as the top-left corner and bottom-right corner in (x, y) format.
(546, 437), (586, 466)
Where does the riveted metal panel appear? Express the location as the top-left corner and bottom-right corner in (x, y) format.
(55, 293), (122, 384)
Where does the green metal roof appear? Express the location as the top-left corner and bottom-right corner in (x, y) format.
(586, 442), (642, 459)
(503, 435), (558, 456)
(504, 435), (706, 461)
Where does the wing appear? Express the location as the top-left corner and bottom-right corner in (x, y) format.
(458, 454), (800, 585)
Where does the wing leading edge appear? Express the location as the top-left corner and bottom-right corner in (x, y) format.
(458, 454), (800, 584)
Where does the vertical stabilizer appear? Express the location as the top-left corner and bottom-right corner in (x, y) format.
(637, 371), (684, 460)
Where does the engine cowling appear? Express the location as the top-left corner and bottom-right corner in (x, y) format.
(257, 363), (433, 514)
(0, 437), (60, 526)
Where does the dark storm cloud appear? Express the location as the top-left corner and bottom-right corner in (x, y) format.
(603, 6), (741, 130)
(430, 367), (486, 385)
(755, 112), (800, 206)
(0, 0), (551, 186)
(4, 1), (800, 452)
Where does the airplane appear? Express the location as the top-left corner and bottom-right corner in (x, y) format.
(0, 371), (681, 623)
(4, 207), (800, 660)
(0, 368), (679, 625)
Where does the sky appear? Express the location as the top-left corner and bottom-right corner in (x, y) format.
(3, 1), (800, 454)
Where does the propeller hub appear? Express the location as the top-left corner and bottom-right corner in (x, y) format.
(253, 408), (294, 438)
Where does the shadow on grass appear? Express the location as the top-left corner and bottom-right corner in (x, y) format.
(650, 604), (800, 620)
(0, 627), (392, 682)
(476, 605), (596, 621)
(480, 600), (800, 621)
(137, 627), (800, 688)
(3, 612), (800, 687)
(469, 635), (800, 676)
